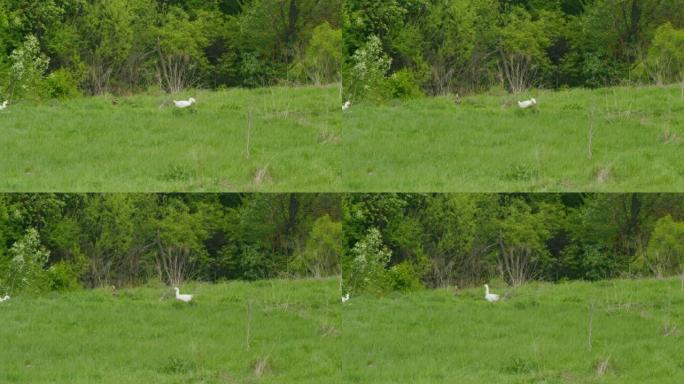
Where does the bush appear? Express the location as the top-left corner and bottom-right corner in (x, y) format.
(42, 69), (81, 99)
(292, 215), (342, 278)
(637, 23), (684, 85)
(6, 35), (49, 101)
(47, 261), (82, 291)
(385, 262), (423, 292)
(382, 69), (424, 100)
(0, 228), (51, 294)
(292, 22), (342, 85)
(346, 227), (391, 294)
(346, 35), (391, 101)
(239, 246), (276, 281)
(643, 215), (684, 278)
(240, 52), (275, 88)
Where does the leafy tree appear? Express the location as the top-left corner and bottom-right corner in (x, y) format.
(5, 34), (49, 100)
(293, 215), (342, 278)
(643, 215), (684, 278)
(346, 227), (392, 294)
(346, 35), (392, 101)
(637, 23), (684, 85)
(292, 22), (342, 85)
(0, 228), (50, 294)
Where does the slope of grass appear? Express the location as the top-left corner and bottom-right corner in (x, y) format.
(343, 278), (684, 383)
(343, 85), (684, 192)
(0, 85), (341, 192)
(0, 278), (341, 384)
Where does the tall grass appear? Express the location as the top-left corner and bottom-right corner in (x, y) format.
(343, 85), (684, 192)
(0, 278), (341, 383)
(0, 85), (341, 192)
(342, 278), (684, 383)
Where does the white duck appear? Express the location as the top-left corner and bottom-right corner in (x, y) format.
(173, 98), (196, 108)
(174, 287), (193, 303)
(484, 284), (500, 303)
(342, 101), (351, 111)
(0, 295), (10, 303)
(0, 101), (8, 111)
(518, 98), (537, 109)
(341, 293), (350, 303)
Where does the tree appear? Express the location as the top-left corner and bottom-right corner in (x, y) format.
(293, 22), (342, 85)
(5, 34), (49, 100)
(155, 7), (209, 93)
(0, 228), (50, 294)
(644, 215), (684, 278)
(346, 227), (392, 294)
(497, 199), (554, 286)
(294, 215), (342, 278)
(639, 23), (684, 85)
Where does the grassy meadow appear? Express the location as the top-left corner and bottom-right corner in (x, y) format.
(343, 85), (684, 192)
(343, 278), (684, 383)
(0, 278), (341, 384)
(0, 85), (340, 192)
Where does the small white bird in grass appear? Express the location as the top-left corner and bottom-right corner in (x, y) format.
(518, 98), (537, 109)
(173, 98), (196, 108)
(484, 284), (500, 303)
(342, 293), (350, 303)
(342, 100), (351, 111)
(0, 101), (8, 111)
(0, 295), (10, 303)
(174, 287), (193, 303)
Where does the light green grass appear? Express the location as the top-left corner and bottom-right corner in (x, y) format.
(0, 278), (341, 383)
(0, 85), (341, 192)
(343, 278), (684, 383)
(343, 85), (684, 192)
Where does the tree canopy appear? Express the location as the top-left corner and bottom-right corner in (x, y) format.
(344, 0), (684, 99)
(342, 194), (684, 294)
(0, 193), (341, 293)
(0, 0), (341, 99)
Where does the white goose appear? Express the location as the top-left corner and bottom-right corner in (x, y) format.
(341, 293), (350, 303)
(484, 284), (500, 303)
(174, 287), (193, 303)
(0, 295), (10, 303)
(173, 98), (196, 108)
(518, 98), (537, 109)
(342, 101), (351, 111)
(0, 101), (8, 111)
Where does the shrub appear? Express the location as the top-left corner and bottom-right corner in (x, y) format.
(385, 262), (423, 292)
(382, 69), (424, 100)
(6, 35), (49, 101)
(346, 35), (391, 101)
(293, 22), (342, 85)
(292, 215), (342, 278)
(0, 228), (51, 294)
(47, 261), (82, 291)
(346, 227), (391, 294)
(637, 23), (684, 85)
(643, 215), (684, 278)
(239, 246), (276, 281)
(42, 69), (81, 99)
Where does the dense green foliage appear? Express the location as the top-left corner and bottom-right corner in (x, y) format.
(0, 0), (341, 100)
(343, 278), (684, 383)
(0, 194), (341, 294)
(0, 278), (340, 383)
(343, 194), (684, 294)
(343, 0), (684, 99)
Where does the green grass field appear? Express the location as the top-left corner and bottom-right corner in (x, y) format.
(0, 278), (341, 383)
(343, 278), (684, 383)
(0, 85), (340, 192)
(343, 85), (684, 192)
